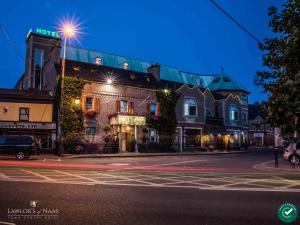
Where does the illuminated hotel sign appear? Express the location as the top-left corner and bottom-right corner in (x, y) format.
(110, 115), (146, 126)
(35, 28), (60, 38)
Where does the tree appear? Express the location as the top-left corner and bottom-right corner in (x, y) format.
(146, 89), (180, 147)
(256, 0), (300, 137)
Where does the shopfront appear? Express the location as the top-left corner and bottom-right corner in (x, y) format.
(110, 114), (146, 152)
(0, 122), (56, 149)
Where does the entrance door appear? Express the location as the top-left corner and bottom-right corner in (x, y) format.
(121, 126), (135, 152)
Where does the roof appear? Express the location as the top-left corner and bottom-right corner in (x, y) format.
(0, 89), (55, 102)
(207, 72), (249, 93)
(63, 46), (249, 92)
(55, 60), (163, 89)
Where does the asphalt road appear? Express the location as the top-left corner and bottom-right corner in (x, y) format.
(0, 181), (299, 225)
(0, 150), (299, 225)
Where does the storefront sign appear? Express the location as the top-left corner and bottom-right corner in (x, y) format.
(35, 28), (60, 38)
(110, 115), (145, 126)
(0, 122), (56, 130)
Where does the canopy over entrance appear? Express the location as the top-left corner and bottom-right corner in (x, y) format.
(110, 115), (146, 126)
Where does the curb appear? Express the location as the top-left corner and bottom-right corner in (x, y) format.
(253, 160), (300, 173)
(61, 149), (272, 159)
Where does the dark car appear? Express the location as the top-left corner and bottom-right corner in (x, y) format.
(0, 135), (37, 160)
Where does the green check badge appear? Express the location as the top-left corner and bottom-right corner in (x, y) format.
(278, 203), (298, 223)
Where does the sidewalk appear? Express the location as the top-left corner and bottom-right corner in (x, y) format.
(37, 148), (272, 160)
(254, 159), (300, 173)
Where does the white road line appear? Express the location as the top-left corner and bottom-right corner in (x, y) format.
(0, 221), (16, 225)
(54, 170), (99, 183)
(94, 172), (156, 185)
(21, 169), (54, 181)
(0, 173), (10, 180)
(109, 159), (207, 171)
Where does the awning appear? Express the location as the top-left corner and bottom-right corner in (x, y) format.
(110, 115), (146, 126)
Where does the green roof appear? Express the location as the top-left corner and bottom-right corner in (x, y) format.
(63, 46), (248, 92)
(207, 72), (249, 92)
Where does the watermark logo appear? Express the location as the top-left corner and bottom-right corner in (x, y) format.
(7, 200), (59, 221)
(278, 202), (298, 223)
(30, 201), (37, 208)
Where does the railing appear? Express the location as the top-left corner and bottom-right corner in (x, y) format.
(206, 116), (223, 125)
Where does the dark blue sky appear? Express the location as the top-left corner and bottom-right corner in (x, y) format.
(0, 0), (282, 103)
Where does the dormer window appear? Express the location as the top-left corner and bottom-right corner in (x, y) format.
(95, 57), (102, 65)
(73, 66), (81, 71)
(123, 62), (129, 70)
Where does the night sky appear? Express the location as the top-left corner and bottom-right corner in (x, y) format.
(0, 0), (283, 103)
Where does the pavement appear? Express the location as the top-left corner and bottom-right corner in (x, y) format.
(57, 147), (272, 159)
(0, 150), (299, 225)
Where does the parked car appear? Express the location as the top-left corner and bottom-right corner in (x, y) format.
(283, 142), (300, 165)
(0, 135), (37, 160)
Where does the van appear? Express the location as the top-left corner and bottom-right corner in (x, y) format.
(0, 135), (37, 160)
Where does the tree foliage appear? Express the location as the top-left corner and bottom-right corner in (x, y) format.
(256, 0), (300, 135)
(57, 77), (87, 143)
(146, 89), (180, 143)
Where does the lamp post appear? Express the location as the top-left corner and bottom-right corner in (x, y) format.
(57, 24), (77, 156)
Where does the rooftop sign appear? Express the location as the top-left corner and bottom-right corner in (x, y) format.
(34, 28), (60, 38)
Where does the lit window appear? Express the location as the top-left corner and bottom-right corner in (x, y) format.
(123, 62), (129, 70)
(85, 97), (93, 111)
(229, 106), (239, 121)
(95, 57), (102, 65)
(149, 103), (156, 116)
(19, 108), (29, 121)
(184, 98), (197, 117)
(120, 100), (128, 113)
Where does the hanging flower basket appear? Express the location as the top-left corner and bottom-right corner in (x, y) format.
(86, 110), (98, 119)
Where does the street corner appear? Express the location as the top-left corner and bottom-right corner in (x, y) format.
(254, 159), (300, 173)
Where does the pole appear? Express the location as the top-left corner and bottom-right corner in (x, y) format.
(58, 38), (67, 156)
(274, 127), (278, 167)
(292, 117), (298, 169)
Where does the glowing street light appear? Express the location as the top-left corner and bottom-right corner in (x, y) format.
(106, 78), (113, 85)
(57, 18), (82, 156)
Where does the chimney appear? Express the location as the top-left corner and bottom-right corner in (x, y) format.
(147, 64), (160, 81)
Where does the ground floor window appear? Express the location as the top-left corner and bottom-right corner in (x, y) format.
(184, 129), (201, 148)
(85, 127), (97, 143)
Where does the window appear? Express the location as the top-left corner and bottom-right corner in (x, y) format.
(241, 94), (247, 105)
(95, 57), (102, 65)
(19, 108), (29, 121)
(149, 103), (156, 116)
(229, 106), (239, 121)
(242, 112), (248, 124)
(123, 62), (129, 70)
(85, 127), (96, 142)
(85, 97), (93, 111)
(34, 49), (44, 90)
(184, 98), (197, 117)
(120, 100), (128, 113)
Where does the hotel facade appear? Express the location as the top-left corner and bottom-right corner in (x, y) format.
(14, 28), (250, 152)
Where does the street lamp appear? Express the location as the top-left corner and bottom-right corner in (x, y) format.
(106, 78), (113, 85)
(57, 21), (79, 155)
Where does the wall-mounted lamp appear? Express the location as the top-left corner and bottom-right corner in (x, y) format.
(74, 97), (81, 105)
(3, 106), (8, 113)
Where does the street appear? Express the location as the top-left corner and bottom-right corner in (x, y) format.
(0, 150), (299, 225)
